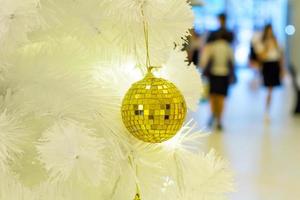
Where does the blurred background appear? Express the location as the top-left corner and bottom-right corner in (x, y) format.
(191, 0), (289, 67)
(187, 0), (300, 199)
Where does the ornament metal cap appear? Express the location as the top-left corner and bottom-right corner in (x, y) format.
(133, 193), (141, 200)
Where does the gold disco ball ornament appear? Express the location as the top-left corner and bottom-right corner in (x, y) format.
(121, 71), (187, 143)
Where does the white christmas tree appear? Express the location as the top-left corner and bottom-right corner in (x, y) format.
(0, 0), (234, 199)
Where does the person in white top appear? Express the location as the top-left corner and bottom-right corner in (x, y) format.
(200, 32), (235, 130)
(257, 24), (284, 117)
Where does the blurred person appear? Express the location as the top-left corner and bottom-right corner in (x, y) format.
(258, 24), (285, 119)
(207, 13), (234, 44)
(201, 32), (235, 130)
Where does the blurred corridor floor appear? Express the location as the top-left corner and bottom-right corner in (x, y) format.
(191, 69), (300, 200)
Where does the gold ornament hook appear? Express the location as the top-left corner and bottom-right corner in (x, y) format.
(147, 66), (153, 73)
(133, 193), (141, 200)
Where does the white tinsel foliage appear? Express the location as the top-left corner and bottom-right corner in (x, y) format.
(94, 50), (202, 111)
(94, 60), (143, 99)
(92, 60), (144, 143)
(182, 150), (235, 200)
(162, 120), (207, 153)
(158, 49), (202, 111)
(1, 38), (102, 121)
(0, 0), (236, 199)
(0, 108), (28, 173)
(0, 90), (47, 188)
(34, 181), (107, 200)
(110, 121), (214, 200)
(34, 182), (84, 200)
(93, 52), (202, 123)
(92, 57), (203, 156)
(112, 126), (233, 200)
(101, 0), (194, 65)
(36, 119), (108, 186)
(106, 149), (179, 200)
(93, 60), (142, 117)
(0, 173), (35, 200)
(0, 0), (42, 52)
(136, 121), (207, 200)
(35, 0), (109, 52)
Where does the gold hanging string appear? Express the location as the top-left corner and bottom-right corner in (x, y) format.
(128, 154), (142, 199)
(140, 5), (152, 72)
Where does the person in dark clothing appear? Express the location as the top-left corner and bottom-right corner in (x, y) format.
(201, 32), (235, 130)
(207, 13), (234, 44)
(257, 24), (285, 120)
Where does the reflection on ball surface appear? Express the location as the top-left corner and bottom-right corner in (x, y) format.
(121, 72), (187, 143)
